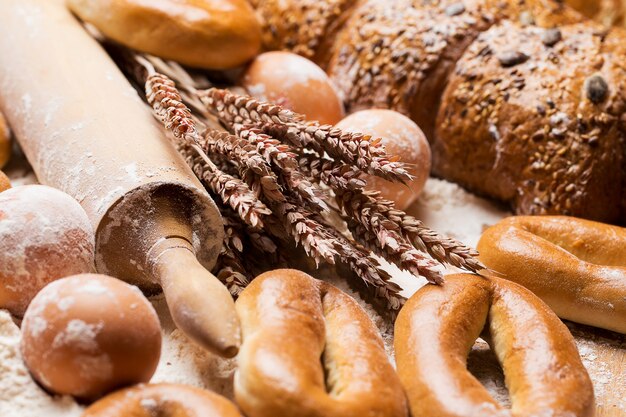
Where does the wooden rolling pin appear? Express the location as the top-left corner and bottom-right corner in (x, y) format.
(0, 0), (240, 357)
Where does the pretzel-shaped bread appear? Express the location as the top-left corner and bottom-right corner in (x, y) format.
(234, 269), (408, 417)
(395, 273), (594, 417)
(478, 216), (626, 334)
(81, 383), (244, 417)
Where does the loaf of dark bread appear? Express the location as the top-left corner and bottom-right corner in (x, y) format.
(435, 21), (626, 222)
(250, 0), (626, 223)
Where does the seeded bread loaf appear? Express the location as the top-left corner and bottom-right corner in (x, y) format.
(325, 0), (582, 139)
(250, 0), (625, 222)
(435, 21), (626, 222)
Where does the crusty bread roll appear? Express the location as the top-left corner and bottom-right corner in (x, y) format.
(478, 216), (626, 334)
(395, 273), (595, 417)
(435, 21), (626, 223)
(67, 0), (262, 70)
(82, 383), (244, 417)
(235, 269), (408, 417)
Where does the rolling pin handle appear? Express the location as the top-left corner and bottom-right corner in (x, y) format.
(150, 237), (241, 358)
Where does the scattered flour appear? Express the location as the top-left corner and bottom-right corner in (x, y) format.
(0, 310), (82, 417)
(2, 153), (624, 416)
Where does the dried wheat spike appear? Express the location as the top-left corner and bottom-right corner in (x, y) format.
(179, 143), (271, 228)
(200, 88), (299, 126)
(146, 73), (201, 146)
(214, 215), (252, 297)
(215, 247), (251, 297)
(390, 211), (485, 272)
(236, 125), (328, 211)
(298, 153), (366, 192)
(318, 216), (406, 310)
(303, 153), (484, 273)
(348, 217), (443, 284)
(261, 122), (413, 184)
(201, 128), (286, 204)
(277, 198), (338, 266)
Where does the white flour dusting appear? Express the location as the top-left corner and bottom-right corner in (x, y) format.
(1, 159), (624, 415)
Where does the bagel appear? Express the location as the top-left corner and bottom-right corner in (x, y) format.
(394, 273), (594, 417)
(477, 216), (626, 334)
(67, 0), (262, 70)
(234, 269), (408, 417)
(81, 383), (244, 417)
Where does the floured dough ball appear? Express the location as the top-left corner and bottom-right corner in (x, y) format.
(21, 274), (162, 400)
(0, 111), (10, 168)
(336, 110), (431, 210)
(242, 51), (345, 125)
(0, 185), (94, 316)
(0, 170), (10, 192)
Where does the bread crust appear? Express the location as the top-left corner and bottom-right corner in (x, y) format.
(234, 269), (408, 417)
(325, 0), (582, 139)
(436, 21), (626, 222)
(82, 383), (244, 417)
(67, 0), (262, 69)
(478, 215), (626, 333)
(394, 273), (595, 417)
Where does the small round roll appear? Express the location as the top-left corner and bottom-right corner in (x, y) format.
(235, 269), (408, 417)
(242, 51), (345, 125)
(395, 274), (594, 417)
(335, 109), (431, 210)
(82, 383), (244, 417)
(67, 0), (262, 70)
(478, 215), (626, 334)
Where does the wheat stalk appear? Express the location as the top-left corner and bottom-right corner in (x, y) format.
(131, 61), (486, 311)
(199, 87), (298, 126)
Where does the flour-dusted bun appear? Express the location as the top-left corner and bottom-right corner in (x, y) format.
(435, 21), (626, 223)
(325, 0), (583, 140)
(0, 185), (95, 317)
(21, 274), (161, 400)
(242, 51), (345, 125)
(335, 109), (431, 210)
(67, 0), (262, 70)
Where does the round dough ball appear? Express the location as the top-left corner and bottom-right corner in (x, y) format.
(21, 274), (162, 400)
(67, 0), (261, 70)
(242, 51), (345, 125)
(336, 110), (431, 210)
(0, 111), (11, 168)
(0, 185), (94, 316)
(0, 170), (10, 193)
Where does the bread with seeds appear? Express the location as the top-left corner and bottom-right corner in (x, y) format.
(435, 21), (626, 222)
(250, 0), (625, 222)
(321, 0), (582, 139)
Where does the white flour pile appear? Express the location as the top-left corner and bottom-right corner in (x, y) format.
(1, 161), (624, 415)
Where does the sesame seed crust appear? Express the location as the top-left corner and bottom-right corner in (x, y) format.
(324, 0), (583, 139)
(435, 21), (626, 223)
